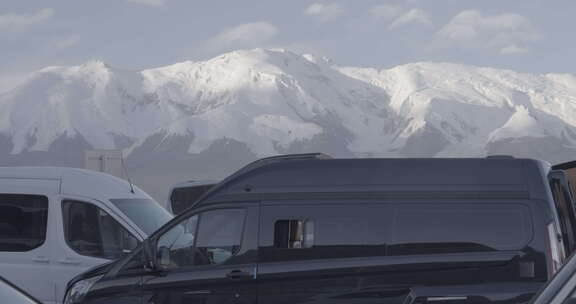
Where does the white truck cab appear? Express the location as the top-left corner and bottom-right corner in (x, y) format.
(0, 167), (173, 304)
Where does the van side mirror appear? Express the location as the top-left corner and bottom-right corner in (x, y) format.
(158, 246), (171, 269)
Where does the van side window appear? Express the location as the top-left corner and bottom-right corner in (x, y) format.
(157, 208), (246, 269)
(0, 194), (48, 252)
(156, 215), (198, 268)
(261, 204), (391, 262)
(389, 204), (532, 255)
(62, 200), (139, 259)
(274, 220), (315, 249)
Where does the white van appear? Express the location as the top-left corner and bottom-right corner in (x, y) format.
(0, 167), (173, 304)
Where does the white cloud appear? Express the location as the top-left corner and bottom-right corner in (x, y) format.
(304, 3), (345, 23)
(204, 22), (278, 54)
(0, 8), (54, 32)
(500, 44), (529, 55)
(50, 35), (81, 50)
(368, 4), (432, 31)
(388, 9), (432, 30)
(369, 4), (403, 21)
(434, 10), (541, 55)
(126, 0), (166, 6)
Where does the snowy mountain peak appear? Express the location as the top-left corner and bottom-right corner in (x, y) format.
(1, 48), (576, 165)
(489, 106), (548, 142)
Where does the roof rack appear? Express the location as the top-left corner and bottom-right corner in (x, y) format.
(191, 153), (331, 206)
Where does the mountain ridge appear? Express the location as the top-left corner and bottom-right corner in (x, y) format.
(2, 48), (576, 200)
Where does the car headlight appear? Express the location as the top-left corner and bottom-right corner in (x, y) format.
(64, 275), (102, 304)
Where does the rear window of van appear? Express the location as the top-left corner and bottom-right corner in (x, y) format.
(0, 194), (48, 252)
(389, 203), (533, 255)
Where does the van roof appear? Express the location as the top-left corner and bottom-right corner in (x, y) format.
(0, 167), (151, 200)
(170, 180), (219, 190)
(195, 155), (552, 206)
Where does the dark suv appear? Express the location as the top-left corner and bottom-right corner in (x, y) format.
(65, 154), (576, 304)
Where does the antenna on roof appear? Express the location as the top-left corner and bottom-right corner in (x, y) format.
(120, 152), (135, 194)
(85, 149), (135, 194)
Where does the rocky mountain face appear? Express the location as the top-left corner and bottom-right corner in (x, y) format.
(2, 48), (576, 200)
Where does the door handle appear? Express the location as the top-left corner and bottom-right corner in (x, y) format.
(226, 270), (251, 280)
(33, 257), (50, 264)
(426, 296), (469, 302)
(184, 290), (212, 295)
(58, 259), (81, 266)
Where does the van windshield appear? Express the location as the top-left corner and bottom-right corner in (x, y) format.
(109, 199), (173, 235)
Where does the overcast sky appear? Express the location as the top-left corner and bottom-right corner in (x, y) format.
(1, 0), (575, 92)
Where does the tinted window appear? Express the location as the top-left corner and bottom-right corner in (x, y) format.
(195, 209), (245, 265)
(157, 208), (246, 269)
(157, 215), (198, 269)
(170, 185), (214, 215)
(109, 199), (172, 235)
(274, 220), (315, 249)
(390, 204), (532, 255)
(0, 194), (48, 252)
(63, 200), (139, 259)
(261, 203), (391, 262)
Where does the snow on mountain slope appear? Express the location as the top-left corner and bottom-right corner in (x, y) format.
(2, 48), (576, 166)
(340, 62), (576, 160)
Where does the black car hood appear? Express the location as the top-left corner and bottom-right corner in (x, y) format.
(66, 259), (119, 291)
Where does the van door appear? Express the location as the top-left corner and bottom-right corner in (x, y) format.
(52, 198), (140, 303)
(258, 201), (541, 304)
(385, 202), (542, 304)
(258, 202), (397, 304)
(0, 194), (54, 304)
(140, 203), (258, 304)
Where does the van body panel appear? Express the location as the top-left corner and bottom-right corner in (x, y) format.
(258, 200), (547, 304)
(87, 202), (260, 304)
(0, 194), (55, 304)
(74, 156), (575, 304)
(0, 167), (152, 202)
(200, 159), (548, 203)
(51, 194), (147, 304)
(0, 178), (60, 195)
(0, 167), (168, 304)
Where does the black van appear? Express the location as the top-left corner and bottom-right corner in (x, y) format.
(167, 180), (218, 215)
(66, 154), (576, 304)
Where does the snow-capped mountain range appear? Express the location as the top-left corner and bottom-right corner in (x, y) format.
(1, 48), (576, 199)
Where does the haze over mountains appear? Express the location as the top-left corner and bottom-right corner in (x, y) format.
(1, 48), (576, 200)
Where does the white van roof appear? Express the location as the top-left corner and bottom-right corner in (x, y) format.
(0, 167), (151, 201)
